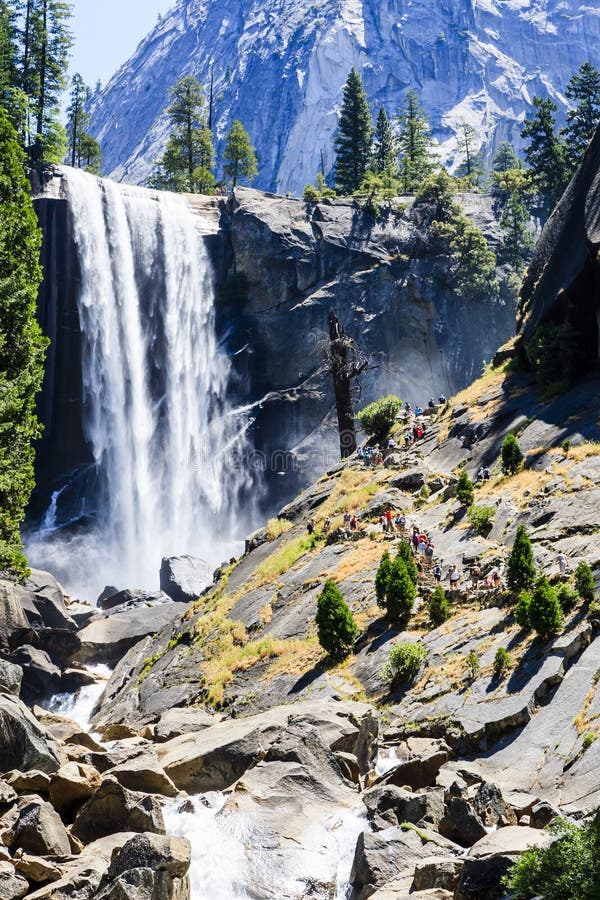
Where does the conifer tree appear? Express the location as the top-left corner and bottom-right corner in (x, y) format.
(396, 89), (435, 193)
(521, 97), (569, 212)
(375, 550), (392, 608)
(456, 470), (475, 507)
(564, 62), (600, 169)
(223, 118), (257, 188)
(315, 579), (358, 661)
(499, 194), (534, 273)
(501, 433), (524, 475)
(396, 539), (419, 586)
(372, 105), (396, 176)
(456, 122), (483, 182)
(507, 524), (536, 594)
(0, 0), (16, 99)
(528, 576), (563, 639)
(77, 131), (101, 174)
(428, 585), (450, 627)
(385, 558), (416, 625)
(334, 67), (373, 194)
(0, 108), (47, 577)
(492, 141), (520, 173)
(66, 72), (90, 166)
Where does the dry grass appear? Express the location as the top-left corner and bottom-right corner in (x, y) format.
(202, 633), (293, 707)
(474, 467), (553, 505)
(266, 517), (294, 540)
(562, 442), (600, 462)
(331, 541), (384, 583)
(253, 532), (325, 586)
(259, 603), (273, 625)
(315, 467), (387, 524)
(265, 637), (324, 680)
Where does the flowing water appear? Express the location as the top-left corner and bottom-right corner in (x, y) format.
(28, 168), (252, 600)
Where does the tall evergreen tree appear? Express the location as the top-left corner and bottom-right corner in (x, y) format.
(0, 108), (47, 577)
(492, 141), (520, 173)
(372, 105), (396, 176)
(0, 0), (17, 98)
(564, 62), (600, 169)
(499, 194), (534, 272)
(334, 67), (373, 194)
(396, 89), (435, 193)
(456, 122), (483, 181)
(66, 71), (89, 167)
(222, 119), (257, 188)
(521, 96), (569, 212)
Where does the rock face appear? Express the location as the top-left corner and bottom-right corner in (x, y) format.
(89, 0), (600, 193)
(159, 556), (212, 604)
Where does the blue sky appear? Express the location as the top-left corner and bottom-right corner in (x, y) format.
(70, 0), (172, 87)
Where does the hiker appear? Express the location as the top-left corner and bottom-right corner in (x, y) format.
(433, 563), (442, 583)
(470, 565), (481, 590)
(404, 402), (413, 417)
(385, 509), (394, 533)
(307, 520), (315, 536)
(438, 395), (447, 405)
(412, 527), (420, 552)
(415, 406), (422, 416)
(343, 512), (351, 529)
(557, 552), (567, 577)
(394, 513), (406, 534)
(323, 517), (331, 534)
(416, 425), (424, 440)
(357, 446), (364, 461)
(413, 424), (420, 442)
(350, 515), (358, 531)
(404, 432), (413, 448)
(491, 570), (502, 589)
(388, 438), (397, 450)
(477, 466), (485, 481)
(424, 541), (435, 567)
(428, 398), (436, 410)
(483, 466), (491, 481)
(379, 515), (387, 532)
(418, 533), (428, 556)
(448, 565), (460, 590)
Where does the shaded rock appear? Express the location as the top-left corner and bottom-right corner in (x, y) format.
(363, 785), (444, 831)
(471, 781), (517, 828)
(335, 750), (361, 784)
(439, 796), (487, 847)
(9, 798), (71, 856)
(0, 861), (29, 900)
(25, 569), (76, 632)
(413, 857), (463, 892)
(160, 555), (212, 604)
(379, 739), (450, 791)
(95, 866), (189, 900)
(8, 645), (61, 703)
(8, 627), (81, 670)
(97, 589), (172, 613)
(49, 762), (102, 812)
(455, 855), (515, 900)
(0, 660), (22, 696)
(71, 776), (165, 844)
(0, 694), (62, 774)
(530, 799), (560, 828)
(389, 468), (426, 491)
(97, 586), (119, 605)
(0, 581), (29, 648)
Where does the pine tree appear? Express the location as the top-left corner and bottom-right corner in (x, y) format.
(334, 67), (373, 194)
(385, 558), (416, 625)
(456, 470), (475, 507)
(564, 62), (600, 169)
(0, 0), (16, 99)
(151, 75), (215, 193)
(528, 576), (563, 639)
(456, 122), (483, 182)
(521, 96), (569, 212)
(66, 72), (90, 167)
(372, 105), (396, 176)
(396, 539), (419, 586)
(78, 131), (101, 174)
(501, 433), (524, 475)
(507, 524), (536, 594)
(396, 89), (435, 193)
(223, 119), (257, 188)
(315, 579), (358, 661)
(375, 550), (392, 608)
(0, 108), (47, 577)
(445, 218), (499, 301)
(428, 585), (450, 627)
(492, 141), (520, 173)
(499, 194), (534, 273)
(574, 561), (595, 603)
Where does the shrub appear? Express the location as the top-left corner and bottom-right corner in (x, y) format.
(503, 817), (600, 899)
(315, 580), (358, 662)
(266, 517), (293, 540)
(528, 576), (564, 639)
(557, 583), (578, 614)
(465, 651), (480, 679)
(383, 642), (426, 684)
(562, 438), (571, 455)
(456, 470), (474, 507)
(420, 484), (431, 500)
(507, 524), (536, 594)
(467, 504), (495, 535)
(515, 590), (532, 629)
(501, 433), (524, 475)
(303, 184), (320, 202)
(385, 558), (416, 625)
(375, 551), (392, 609)
(583, 731), (597, 750)
(428, 585), (450, 627)
(575, 561), (595, 603)
(397, 540), (419, 585)
(493, 647), (511, 678)
(357, 395), (402, 438)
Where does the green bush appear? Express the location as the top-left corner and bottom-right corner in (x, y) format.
(501, 433), (524, 475)
(428, 585), (450, 627)
(375, 551), (392, 609)
(507, 524), (536, 594)
(562, 438), (571, 455)
(503, 817), (600, 899)
(315, 580), (358, 662)
(303, 184), (320, 202)
(557, 583), (578, 614)
(583, 731), (597, 750)
(456, 470), (475, 507)
(528, 576), (564, 639)
(515, 590), (532, 629)
(383, 641), (426, 684)
(493, 647), (511, 678)
(357, 395), (402, 438)
(396, 540), (419, 585)
(467, 504), (495, 535)
(385, 558), (416, 625)
(465, 650), (480, 679)
(575, 562), (595, 603)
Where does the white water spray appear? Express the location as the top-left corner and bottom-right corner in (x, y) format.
(29, 168), (251, 599)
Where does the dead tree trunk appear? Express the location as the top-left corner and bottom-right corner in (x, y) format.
(328, 311), (368, 458)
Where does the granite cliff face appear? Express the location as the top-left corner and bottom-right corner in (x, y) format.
(90, 0), (600, 193)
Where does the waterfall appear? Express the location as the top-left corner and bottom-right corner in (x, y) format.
(28, 168), (251, 600)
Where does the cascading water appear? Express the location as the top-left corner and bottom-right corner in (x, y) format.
(28, 168), (252, 599)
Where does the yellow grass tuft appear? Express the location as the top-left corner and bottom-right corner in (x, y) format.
(266, 517), (294, 540)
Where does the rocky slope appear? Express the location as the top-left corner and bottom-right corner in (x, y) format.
(90, 0), (600, 192)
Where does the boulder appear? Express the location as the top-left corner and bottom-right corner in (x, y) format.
(25, 569), (76, 632)
(97, 589), (172, 613)
(49, 762), (102, 812)
(33, 708), (104, 751)
(0, 581), (29, 648)
(71, 776), (165, 844)
(413, 857), (463, 892)
(438, 796), (487, 847)
(363, 785), (445, 831)
(9, 798), (71, 856)
(14, 854), (63, 884)
(455, 826), (550, 900)
(471, 781), (517, 828)
(159, 555), (212, 604)
(6, 770), (51, 794)
(0, 694), (62, 774)
(8, 627), (81, 669)
(379, 739), (450, 791)
(530, 799), (560, 828)
(0, 660), (22, 696)
(153, 706), (217, 742)
(104, 755), (178, 797)
(95, 866), (189, 900)
(76, 603), (185, 665)
(104, 833), (191, 880)
(0, 861), (29, 900)
(8, 645), (62, 703)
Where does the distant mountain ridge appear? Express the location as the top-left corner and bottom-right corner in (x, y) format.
(90, 0), (600, 193)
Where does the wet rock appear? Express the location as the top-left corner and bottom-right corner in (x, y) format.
(9, 798), (71, 856)
(72, 776), (165, 844)
(160, 555), (212, 604)
(97, 589), (172, 613)
(33, 708), (105, 752)
(0, 694), (62, 774)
